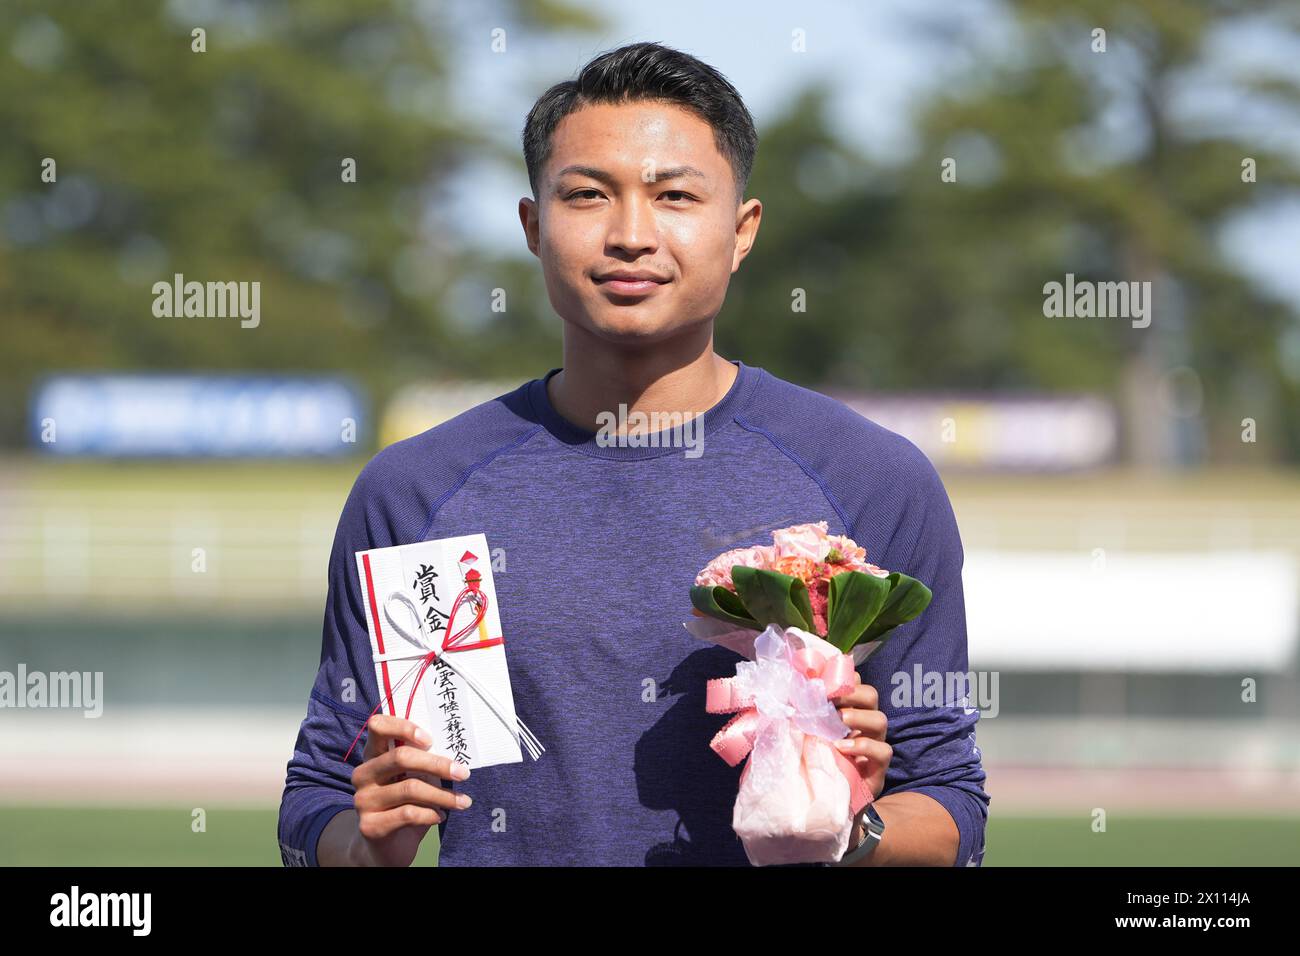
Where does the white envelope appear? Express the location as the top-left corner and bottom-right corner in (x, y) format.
(356, 533), (531, 769)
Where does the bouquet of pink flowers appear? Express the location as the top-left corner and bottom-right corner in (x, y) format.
(684, 520), (932, 865)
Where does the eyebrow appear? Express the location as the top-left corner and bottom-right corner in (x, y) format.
(554, 164), (708, 188)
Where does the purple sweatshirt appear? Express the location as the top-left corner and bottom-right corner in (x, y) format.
(277, 359), (990, 866)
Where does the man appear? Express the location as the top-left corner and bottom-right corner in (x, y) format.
(278, 41), (989, 867)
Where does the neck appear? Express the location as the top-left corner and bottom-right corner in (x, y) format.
(546, 324), (738, 436)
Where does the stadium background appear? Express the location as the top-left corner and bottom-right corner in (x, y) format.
(2, 0), (1298, 864)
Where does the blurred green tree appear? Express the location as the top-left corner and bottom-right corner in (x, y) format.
(724, 0), (1300, 464)
(0, 0), (598, 445)
(6, 1), (1298, 465)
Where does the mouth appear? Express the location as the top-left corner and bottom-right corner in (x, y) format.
(593, 273), (670, 298)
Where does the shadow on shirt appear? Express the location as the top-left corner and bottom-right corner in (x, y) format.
(634, 645), (822, 868)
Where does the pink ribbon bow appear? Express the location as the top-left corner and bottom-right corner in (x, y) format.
(705, 629), (873, 820)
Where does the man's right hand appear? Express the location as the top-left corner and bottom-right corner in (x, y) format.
(325, 714), (473, 867)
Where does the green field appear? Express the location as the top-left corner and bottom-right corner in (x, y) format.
(0, 806), (441, 867)
(1, 805), (1296, 866)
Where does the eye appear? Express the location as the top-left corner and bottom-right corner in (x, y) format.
(661, 190), (695, 202)
(567, 188), (602, 201)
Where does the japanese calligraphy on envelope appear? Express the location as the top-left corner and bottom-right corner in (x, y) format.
(355, 533), (539, 770)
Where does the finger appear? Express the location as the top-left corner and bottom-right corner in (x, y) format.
(361, 714), (431, 762)
(830, 671), (861, 692)
(354, 742), (470, 789)
(832, 682), (878, 709)
(357, 742), (467, 788)
(357, 775), (469, 815)
(833, 690), (871, 711)
(838, 707), (888, 739)
(832, 736), (892, 764)
(837, 681), (877, 709)
(357, 805), (443, 842)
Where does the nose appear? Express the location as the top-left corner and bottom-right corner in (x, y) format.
(604, 195), (658, 257)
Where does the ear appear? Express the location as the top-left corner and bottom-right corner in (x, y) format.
(519, 196), (540, 258)
(731, 197), (762, 273)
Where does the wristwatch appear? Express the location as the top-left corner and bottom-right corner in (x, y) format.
(839, 804), (885, 864)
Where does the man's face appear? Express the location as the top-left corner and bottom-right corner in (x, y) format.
(519, 99), (761, 345)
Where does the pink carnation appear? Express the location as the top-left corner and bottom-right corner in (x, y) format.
(851, 560), (891, 578)
(770, 520), (871, 567)
(694, 544), (775, 591)
(826, 532), (867, 565)
(694, 522), (888, 602)
(771, 521), (833, 562)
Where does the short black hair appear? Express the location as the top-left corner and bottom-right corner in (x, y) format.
(522, 41), (758, 203)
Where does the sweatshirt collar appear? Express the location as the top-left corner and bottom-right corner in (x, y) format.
(526, 359), (760, 460)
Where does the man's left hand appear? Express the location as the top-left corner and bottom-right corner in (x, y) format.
(830, 672), (891, 799)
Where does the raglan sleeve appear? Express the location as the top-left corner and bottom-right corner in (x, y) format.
(861, 441), (991, 867)
(276, 464), (384, 867)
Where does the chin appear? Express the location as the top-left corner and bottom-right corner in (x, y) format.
(584, 308), (680, 342)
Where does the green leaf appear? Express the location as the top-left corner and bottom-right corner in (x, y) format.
(860, 572), (933, 645)
(825, 570), (891, 652)
(730, 566), (815, 632)
(689, 584), (759, 629)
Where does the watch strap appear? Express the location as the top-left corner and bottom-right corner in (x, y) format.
(839, 804), (884, 864)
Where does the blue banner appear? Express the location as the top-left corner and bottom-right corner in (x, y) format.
(30, 375), (366, 457)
